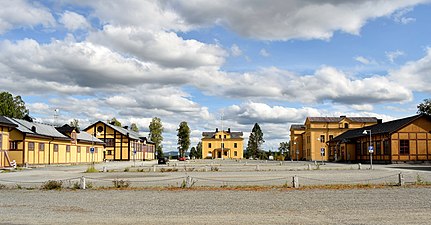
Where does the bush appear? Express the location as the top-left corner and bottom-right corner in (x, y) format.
(112, 179), (130, 188)
(124, 167), (129, 172)
(42, 180), (63, 190)
(85, 166), (99, 173)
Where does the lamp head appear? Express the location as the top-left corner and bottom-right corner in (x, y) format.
(362, 130), (368, 135)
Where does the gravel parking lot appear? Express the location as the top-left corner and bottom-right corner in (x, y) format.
(1, 187), (431, 225)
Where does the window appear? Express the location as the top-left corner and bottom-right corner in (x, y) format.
(362, 142), (368, 155)
(234, 151), (237, 156)
(54, 144), (59, 152)
(400, 140), (409, 155)
(234, 143), (238, 148)
(86, 147), (90, 153)
(344, 123), (349, 129)
(320, 135), (325, 143)
(224, 151), (227, 156)
(375, 141), (381, 155)
(0, 134), (2, 150)
(219, 135), (221, 139)
(329, 135), (334, 140)
(66, 145), (70, 152)
(95, 147), (98, 153)
(224, 135), (226, 139)
(221, 143), (225, 148)
(71, 132), (77, 144)
(107, 150), (112, 155)
(28, 142), (35, 151)
(77, 146), (81, 153)
(208, 143), (212, 148)
(39, 143), (45, 151)
(10, 141), (18, 150)
(383, 140), (390, 155)
(104, 138), (115, 147)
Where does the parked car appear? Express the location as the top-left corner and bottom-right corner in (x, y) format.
(178, 156), (186, 161)
(158, 157), (169, 164)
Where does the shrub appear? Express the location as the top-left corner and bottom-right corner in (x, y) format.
(42, 180), (63, 190)
(124, 167), (129, 172)
(112, 179), (130, 188)
(85, 166), (99, 173)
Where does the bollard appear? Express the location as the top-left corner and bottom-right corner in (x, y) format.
(280, 161), (283, 166)
(204, 166), (208, 172)
(256, 165), (260, 171)
(314, 161), (317, 165)
(175, 163), (178, 167)
(80, 176), (86, 190)
(186, 176), (192, 188)
(398, 173), (404, 186)
(265, 160), (267, 164)
(292, 175), (299, 188)
(358, 163), (362, 170)
(308, 164), (311, 170)
(103, 166), (107, 172)
(153, 165), (157, 172)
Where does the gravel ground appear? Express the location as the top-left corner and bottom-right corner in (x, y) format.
(1, 187), (431, 225)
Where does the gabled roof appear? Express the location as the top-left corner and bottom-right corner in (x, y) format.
(290, 124), (305, 130)
(10, 118), (69, 139)
(0, 116), (18, 128)
(77, 132), (105, 144)
(84, 121), (141, 140)
(307, 116), (378, 123)
(329, 114), (428, 143)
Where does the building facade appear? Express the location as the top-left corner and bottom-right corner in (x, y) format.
(328, 114), (431, 163)
(84, 121), (155, 161)
(202, 128), (244, 159)
(290, 116), (379, 161)
(0, 116), (105, 167)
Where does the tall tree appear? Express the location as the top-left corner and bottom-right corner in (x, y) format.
(278, 141), (290, 158)
(246, 123), (264, 159)
(108, 117), (122, 126)
(189, 147), (197, 159)
(0, 91), (29, 119)
(149, 117), (164, 157)
(69, 119), (80, 130)
(196, 141), (202, 159)
(417, 99), (431, 115)
(131, 123), (139, 132)
(177, 121), (190, 157)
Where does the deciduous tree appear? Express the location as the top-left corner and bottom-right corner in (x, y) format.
(131, 123), (139, 132)
(177, 121), (190, 157)
(149, 117), (164, 157)
(0, 91), (29, 119)
(417, 99), (431, 115)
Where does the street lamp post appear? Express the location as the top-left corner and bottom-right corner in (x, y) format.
(363, 130), (373, 170)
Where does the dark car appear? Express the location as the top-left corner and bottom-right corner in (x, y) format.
(158, 157), (169, 164)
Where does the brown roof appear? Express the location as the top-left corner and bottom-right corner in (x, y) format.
(290, 124), (305, 130)
(202, 131), (243, 139)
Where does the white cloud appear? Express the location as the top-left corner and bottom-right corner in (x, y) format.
(389, 48), (431, 92)
(392, 7), (416, 24)
(259, 48), (270, 57)
(386, 50), (404, 63)
(166, 0), (428, 41)
(0, 0), (55, 34)
(230, 44), (242, 57)
(60, 11), (91, 31)
(351, 104), (374, 111)
(355, 56), (371, 65)
(88, 25), (226, 69)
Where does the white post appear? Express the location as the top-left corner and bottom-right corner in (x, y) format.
(292, 175), (299, 188)
(398, 173), (404, 186)
(80, 176), (86, 190)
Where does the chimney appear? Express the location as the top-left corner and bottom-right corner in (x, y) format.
(215, 128), (218, 132)
(228, 128), (231, 133)
(377, 119), (383, 124)
(31, 126), (36, 133)
(110, 121), (116, 125)
(123, 126), (128, 130)
(340, 115), (346, 118)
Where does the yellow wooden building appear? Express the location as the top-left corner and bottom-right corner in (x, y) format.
(84, 121), (155, 161)
(0, 116), (105, 167)
(328, 114), (431, 163)
(290, 116), (378, 161)
(202, 128), (244, 159)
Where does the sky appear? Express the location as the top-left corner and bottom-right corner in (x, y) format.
(1, 0), (431, 152)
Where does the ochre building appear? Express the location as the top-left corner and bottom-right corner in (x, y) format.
(0, 116), (105, 167)
(84, 121), (155, 161)
(202, 128), (244, 159)
(328, 114), (431, 163)
(290, 116), (379, 161)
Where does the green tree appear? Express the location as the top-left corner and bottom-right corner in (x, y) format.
(196, 141), (202, 159)
(69, 119), (80, 130)
(108, 117), (122, 126)
(417, 99), (431, 115)
(177, 121), (190, 157)
(149, 117), (164, 157)
(131, 123), (139, 132)
(190, 147), (197, 159)
(278, 141), (290, 158)
(0, 91), (29, 119)
(246, 123), (264, 159)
